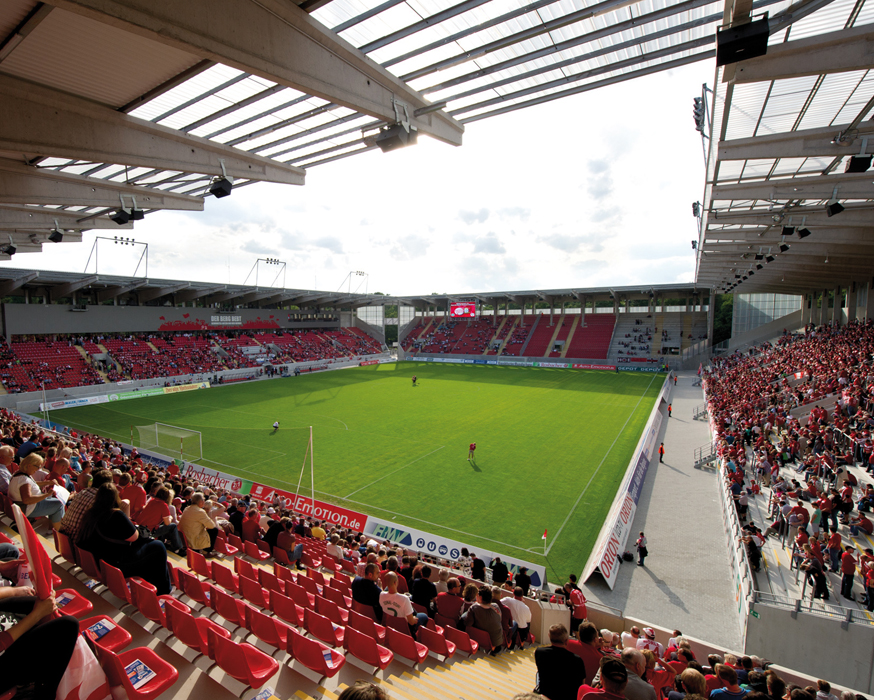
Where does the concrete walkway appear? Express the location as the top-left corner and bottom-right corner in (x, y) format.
(583, 370), (744, 651)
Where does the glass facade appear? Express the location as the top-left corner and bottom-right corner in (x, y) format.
(732, 293), (801, 336)
(356, 305), (384, 328)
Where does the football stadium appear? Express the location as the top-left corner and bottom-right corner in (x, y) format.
(0, 0), (872, 699)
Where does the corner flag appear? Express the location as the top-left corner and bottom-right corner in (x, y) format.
(542, 528), (547, 540)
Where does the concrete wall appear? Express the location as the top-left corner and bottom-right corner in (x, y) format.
(353, 316), (386, 345)
(726, 309), (803, 352)
(745, 602), (874, 694)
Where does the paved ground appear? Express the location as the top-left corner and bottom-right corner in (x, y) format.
(583, 370), (744, 651)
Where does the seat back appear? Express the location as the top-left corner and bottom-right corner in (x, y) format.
(417, 625), (454, 659)
(211, 561), (239, 593)
(350, 599), (377, 621)
(178, 568), (212, 606)
(100, 562), (132, 604)
(273, 547), (292, 566)
(208, 628), (274, 687)
(270, 589), (304, 627)
(343, 625), (379, 665)
(240, 573), (269, 608)
(165, 605), (204, 653)
(286, 581), (314, 610)
(248, 606), (288, 649)
(307, 568), (326, 587)
(129, 578), (166, 626)
(315, 595), (347, 626)
(234, 556), (256, 580)
(244, 540), (266, 560)
(301, 550), (320, 569)
(323, 585), (349, 609)
(75, 546), (103, 581)
(383, 613), (410, 635)
(347, 609), (382, 639)
(211, 586), (247, 626)
(228, 534), (244, 550)
(444, 624), (477, 654)
(274, 560), (295, 584)
(258, 568), (283, 594)
(386, 626), (427, 663)
(54, 530), (77, 566)
(298, 574), (319, 597)
(291, 629), (346, 678)
(305, 607), (343, 647)
(434, 613), (458, 629)
(187, 549), (212, 579)
(257, 538), (272, 555)
(466, 625), (493, 652)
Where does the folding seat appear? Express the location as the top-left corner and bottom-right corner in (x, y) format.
(53, 530), (78, 570)
(256, 539), (272, 556)
(274, 560), (297, 584)
(207, 628), (279, 689)
(465, 625), (494, 654)
(212, 536), (238, 557)
(210, 561), (240, 594)
(239, 573), (270, 609)
(301, 550), (321, 569)
(210, 587), (249, 629)
(332, 571), (352, 587)
(176, 568), (213, 609)
(347, 609), (386, 642)
(273, 547), (293, 568)
(269, 589), (305, 627)
(321, 553), (340, 575)
(85, 630), (179, 700)
(187, 549), (212, 579)
(343, 625), (393, 670)
(411, 602), (429, 616)
(244, 540), (270, 562)
(315, 594), (348, 626)
(323, 584), (350, 610)
(101, 561), (150, 610)
(287, 580), (315, 609)
(257, 568), (285, 595)
(382, 613), (411, 635)
(165, 604), (230, 656)
(246, 606), (292, 652)
(75, 546), (104, 584)
(417, 625), (456, 661)
(434, 613), (458, 630)
(78, 615), (132, 653)
(130, 578), (189, 630)
(339, 559), (357, 577)
(298, 573), (321, 598)
(54, 588), (93, 618)
(385, 626), (428, 664)
(233, 556), (256, 581)
(288, 626), (346, 679)
(307, 568), (327, 588)
(304, 607), (344, 647)
(350, 599), (377, 621)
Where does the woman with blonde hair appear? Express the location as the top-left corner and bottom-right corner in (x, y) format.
(8, 453), (65, 530)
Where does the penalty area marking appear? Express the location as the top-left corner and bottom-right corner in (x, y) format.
(343, 445), (446, 500)
(545, 371), (659, 556)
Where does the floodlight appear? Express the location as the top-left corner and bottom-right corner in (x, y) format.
(826, 201), (844, 217)
(2, 236), (15, 257)
(754, 254), (763, 261)
(716, 14), (770, 66)
(797, 228), (811, 239)
(376, 123), (418, 152)
(765, 255), (775, 262)
(209, 177), (233, 198)
(779, 244), (790, 253)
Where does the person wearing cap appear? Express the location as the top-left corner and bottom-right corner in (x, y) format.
(635, 628), (664, 658)
(534, 623), (586, 700)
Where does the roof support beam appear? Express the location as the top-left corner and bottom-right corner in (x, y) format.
(734, 25), (874, 84)
(175, 286), (223, 303)
(0, 74), (305, 185)
(53, 0), (463, 147)
(49, 275), (98, 301)
(711, 171), (874, 201)
(96, 281), (147, 303)
(0, 158), (204, 210)
(709, 204), (874, 227)
(705, 227), (874, 244)
(206, 290), (246, 305)
(239, 290), (278, 305)
(0, 272), (39, 296)
(137, 283), (190, 303)
(718, 121), (874, 160)
(0, 205), (132, 230)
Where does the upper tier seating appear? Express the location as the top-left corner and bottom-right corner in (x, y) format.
(447, 320), (494, 355)
(322, 328), (382, 355)
(3, 340), (104, 392)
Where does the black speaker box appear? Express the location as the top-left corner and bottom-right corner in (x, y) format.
(716, 16), (769, 66)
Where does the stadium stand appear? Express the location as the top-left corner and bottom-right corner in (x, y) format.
(4, 339), (105, 392)
(448, 319), (494, 354)
(485, 316), (514, 355)
(523, 315), (561, 357)
(501, 316), (536, 356)
(563, 314), (616, 360)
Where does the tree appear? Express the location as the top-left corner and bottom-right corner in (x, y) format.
(712, 294), (733, 345)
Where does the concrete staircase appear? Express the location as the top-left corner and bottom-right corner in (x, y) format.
(76, 344), (108, 381)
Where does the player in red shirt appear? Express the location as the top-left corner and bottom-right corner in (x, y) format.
(468, 442), (476, 462)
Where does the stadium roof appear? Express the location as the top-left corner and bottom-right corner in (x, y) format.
(0, 266), (707, 308)
(0, 0), (773, 250)
(694, 0), (874, 297)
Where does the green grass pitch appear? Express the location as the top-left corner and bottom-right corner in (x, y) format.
(48, 361), (662, 583)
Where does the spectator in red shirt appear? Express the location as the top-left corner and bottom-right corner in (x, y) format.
(435, 578), (464, 624)
(118, 472), (147, 521)
(849, 512), (873, 537)
(840, 546), (857, 600)
(137, 486), (185, 554)
(241, 508), (264, 543)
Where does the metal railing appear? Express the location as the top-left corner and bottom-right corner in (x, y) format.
(752, 591), (874, 627)
(693, 403), (709, 420)
(694, 442), (718, 468)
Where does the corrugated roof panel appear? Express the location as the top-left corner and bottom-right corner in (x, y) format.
(833, 72), (874, 124)
(0, 0), (38, 40)
(186, 88), (308, 139)
(0, 8), (200, 109)
(854, 0), (874, 24)
(770, 157), (807, 176)
(784, 0), (857, 39)
(723, 83), (769, 141)
(796, 70), (868, 129)
(340, 4), (425, 50)
(157, 95), (232, 131)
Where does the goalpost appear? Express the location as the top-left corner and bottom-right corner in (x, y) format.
(134, 422), (203, 461)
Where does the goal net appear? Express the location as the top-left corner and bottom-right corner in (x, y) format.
(134, 423), (203, 461)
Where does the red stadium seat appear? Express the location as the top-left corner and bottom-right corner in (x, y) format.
(239, 572), (270, 609)
(315, 594), (348, 626)
(288, 627), (346, 679)
(246, 606), (291, 651)
(304, 608), (344, 647)
(78, 615), (132, 653)
(210, 587), (248, 629)
(347, 609), (386, 642)
(323, 584), (350, 609)
(444, 624), (478, 656)
(244, 540), (270, 562)
(165, 604), (230, 657)
(269, 589), (305, 627)
(417, 625), (456, 661)
(207, 628), (279, 689)
(386, 626), (428, 664)
(343, 625), (394, 670)
(187, 549), (212, 579)
(85, 631), (178, 700)
(210, 561), (239, 594)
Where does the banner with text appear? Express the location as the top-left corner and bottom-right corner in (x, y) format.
(572, 363), (616, 371)
(248, 483), (368, 531)
(39, 395), (109, 412)
(180, 462), (251, 494)
(363, 517), (547, 589)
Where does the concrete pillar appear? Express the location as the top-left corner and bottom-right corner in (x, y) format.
(833, 286), (841, 325)
(800, 293), (810, 326)
(847, 284), (857, 323)
(866, 283), (874, 322)
(613, 296), (619, 315)
(819, 290), (828, 326)
(707, 293), (715, 343)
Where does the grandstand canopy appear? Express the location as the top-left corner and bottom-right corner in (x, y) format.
(0, 266), (708, 309)
(694, 0), (874, 297)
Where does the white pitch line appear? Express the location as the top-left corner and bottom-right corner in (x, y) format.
(545, 372), (659, 556)
(343, 445), (446, 500)
(313, 414), (348, 430)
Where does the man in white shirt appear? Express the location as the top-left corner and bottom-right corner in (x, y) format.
(621, 626), (641, 649)
(379, 571), (428, 634)
(635, 627), (665, 657)
(501, 587), (532, 650)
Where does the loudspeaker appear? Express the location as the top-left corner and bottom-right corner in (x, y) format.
(209, 177), (233, 198)
(716, 16), (769, 66)
(375, 124), (418, 153)
(48, 230), (63, 243)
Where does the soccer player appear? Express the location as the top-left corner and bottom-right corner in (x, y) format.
(272, 421), (279, 432)
(412, 375), (418, 387)
(468, 442), (477, 462)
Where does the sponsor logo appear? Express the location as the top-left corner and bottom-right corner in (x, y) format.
(359, 360), (379, 366)
(572, 363), (616, 370)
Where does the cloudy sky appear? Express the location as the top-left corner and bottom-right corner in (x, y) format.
(3, 60), (713, 297)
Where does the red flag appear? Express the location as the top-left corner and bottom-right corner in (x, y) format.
(12, 504), (52, 599)
(542, 529), (548, 540)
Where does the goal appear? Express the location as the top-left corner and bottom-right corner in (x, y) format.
(134, 423), (202, 461)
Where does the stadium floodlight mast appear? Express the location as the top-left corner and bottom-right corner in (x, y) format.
(337, 270), (368, 294)
(243, 257), (286, 287)
(83, 235), (148, 277)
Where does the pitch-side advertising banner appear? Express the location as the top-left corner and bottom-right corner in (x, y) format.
(572, 363), (616, 370)
(180, 462), (250, 494)
(39, 395), (109, 412)
(363, 517), (547, 589)
(248, 483), (368, 531)
(583, 379), (669, 589)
